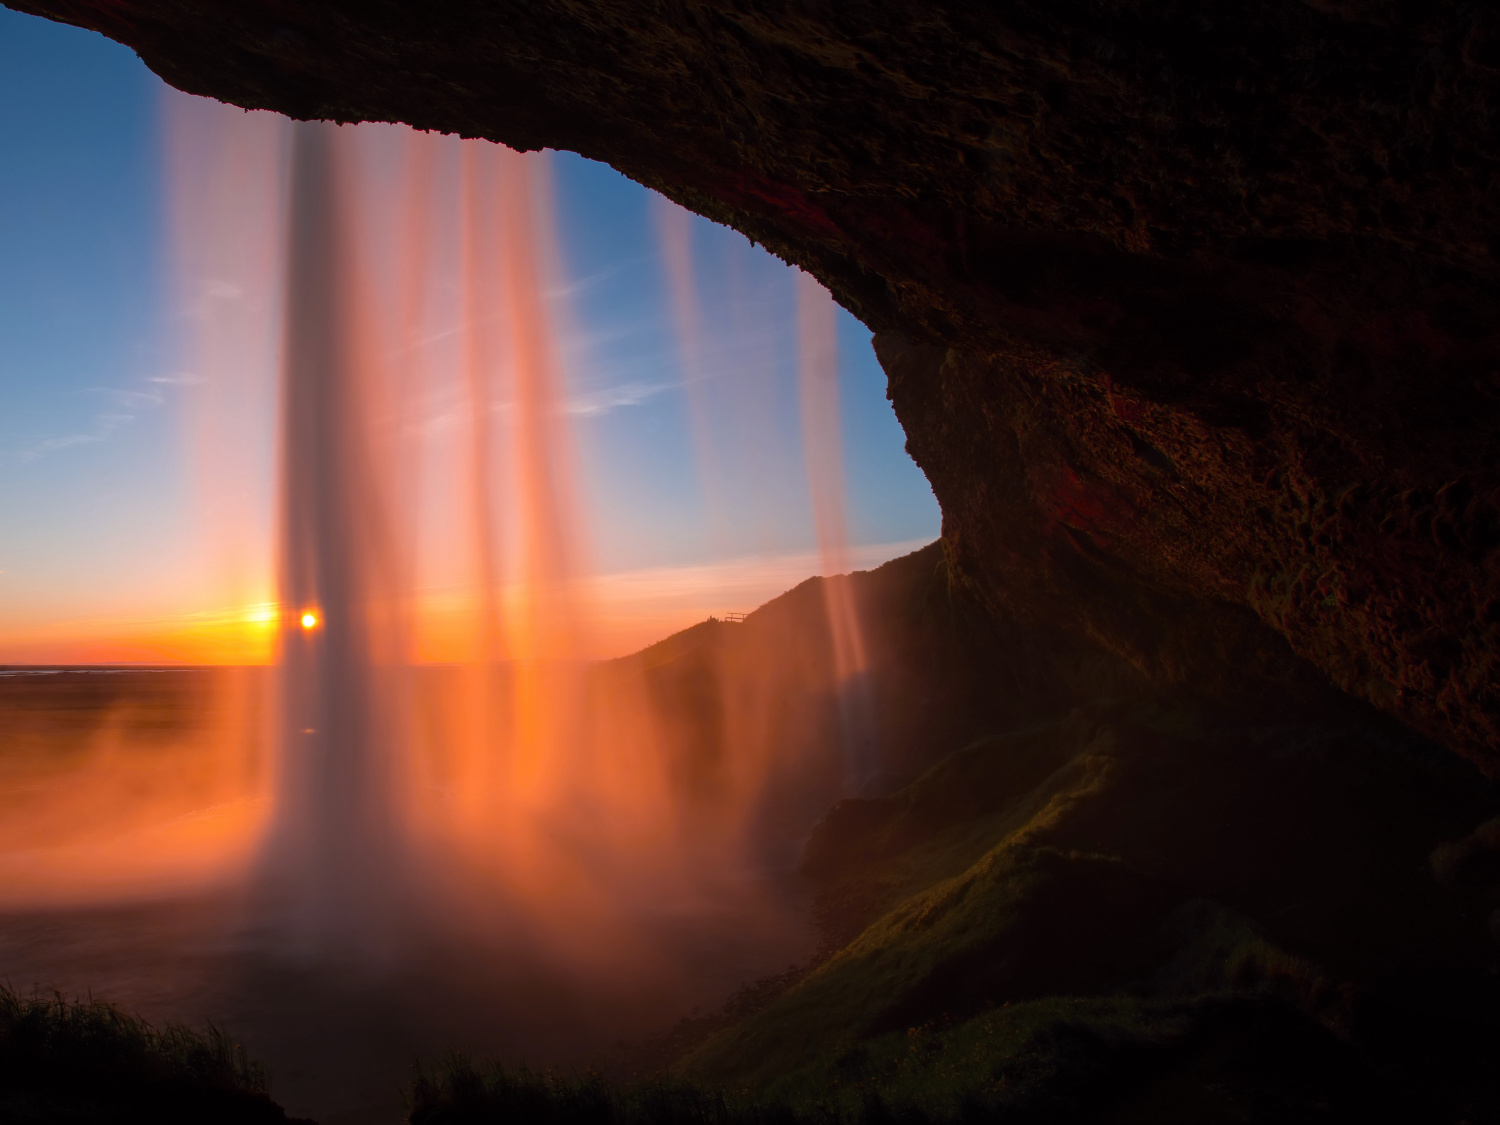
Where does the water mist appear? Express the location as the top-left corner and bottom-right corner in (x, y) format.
(0, 91), (919, 1122)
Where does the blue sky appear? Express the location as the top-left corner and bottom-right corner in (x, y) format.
(0, 7), (939, 658)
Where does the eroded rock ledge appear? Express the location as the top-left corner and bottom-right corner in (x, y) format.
(12, 0), (1500, 770)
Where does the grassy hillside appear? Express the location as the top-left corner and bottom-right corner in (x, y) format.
(417, 543), (1500, 1122)
(595, 542), (1137, 871)
(674, 691), (1500, 1120)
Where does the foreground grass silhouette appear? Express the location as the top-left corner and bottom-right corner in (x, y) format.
(408, 991), (1391, 1125)
(0, 988), (303, 1123)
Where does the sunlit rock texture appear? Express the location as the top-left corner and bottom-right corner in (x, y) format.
(10, 0), (1500, 771)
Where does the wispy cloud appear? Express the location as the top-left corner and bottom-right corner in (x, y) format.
(543, 257), (650, 300)
(567, 379), (677, 416)
(10, 386), (167, 464)
(97, 388), (165, 412)
(409, 374), (680, 435)
(18, 433), (106, 460)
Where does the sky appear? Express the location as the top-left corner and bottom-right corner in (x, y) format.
(0, 8), (940, 663)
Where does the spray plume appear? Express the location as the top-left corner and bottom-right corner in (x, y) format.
(0, 97), (886, 1002)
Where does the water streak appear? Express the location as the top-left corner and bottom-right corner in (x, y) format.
(266, 121), (411, 956)
(796, 272), (875, 790)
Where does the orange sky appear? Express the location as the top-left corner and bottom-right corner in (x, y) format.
(0, 541), (928, 666)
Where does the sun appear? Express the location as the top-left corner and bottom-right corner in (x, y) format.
(300, 611), (319, 630)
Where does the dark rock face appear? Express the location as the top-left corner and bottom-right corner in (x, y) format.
(10, 0), (1500, 769)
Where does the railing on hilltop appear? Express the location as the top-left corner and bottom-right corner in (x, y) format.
(722, 612), (749, 623)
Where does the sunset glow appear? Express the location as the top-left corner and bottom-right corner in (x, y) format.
(0, 62), (938, 671)
(0, 544), (925, 667)
(0, 12), (942, 1087)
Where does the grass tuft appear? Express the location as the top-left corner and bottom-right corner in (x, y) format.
(0, 987), (296, 1123)
(410, 1060), (798, 1125)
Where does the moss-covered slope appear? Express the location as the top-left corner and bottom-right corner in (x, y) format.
(680, 694), (1500, 1120)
